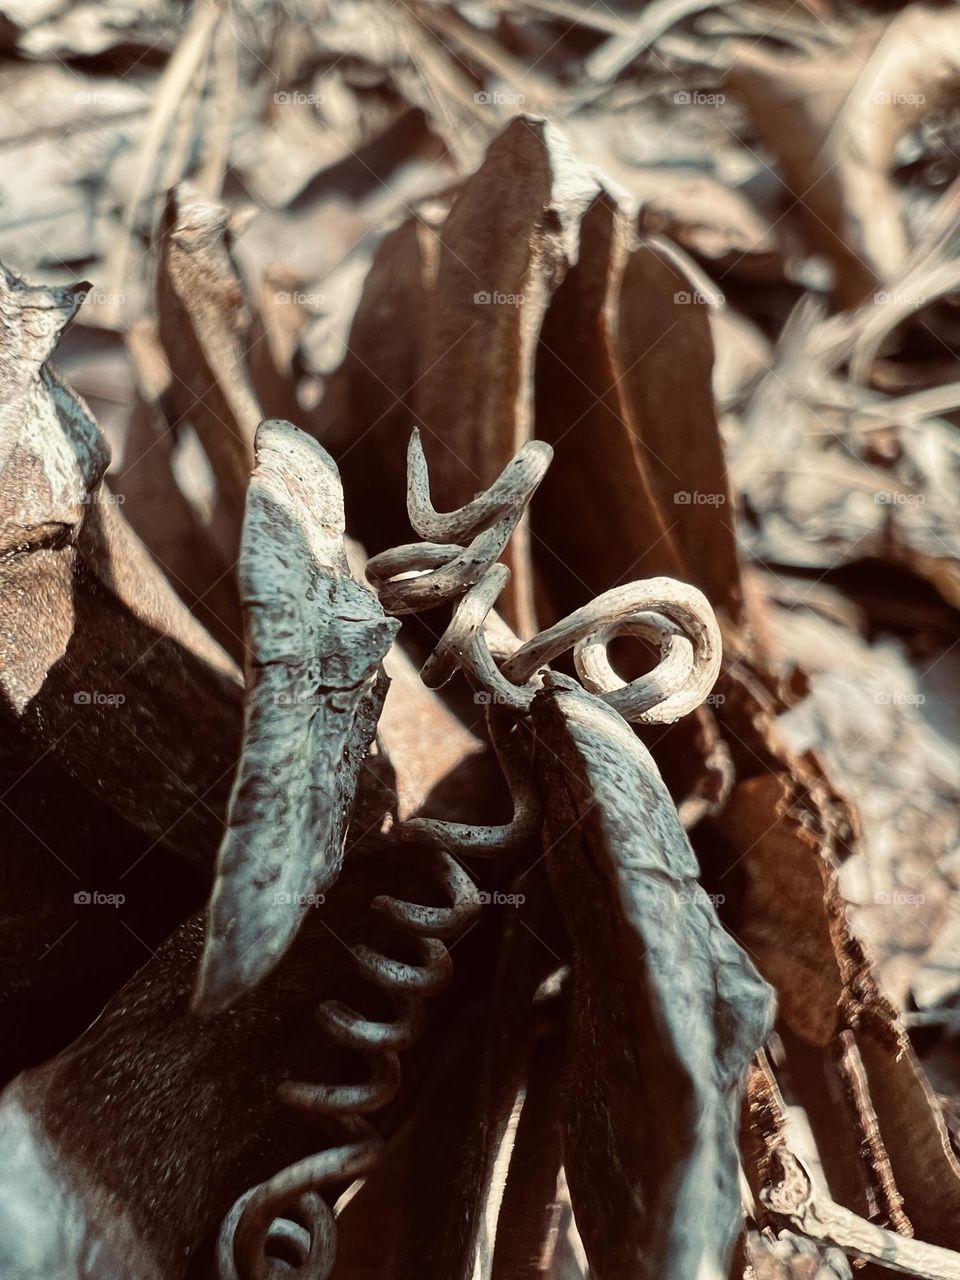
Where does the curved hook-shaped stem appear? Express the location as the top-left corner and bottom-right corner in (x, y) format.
(406, 427), (553, 543)
(398, 711), (541, 857)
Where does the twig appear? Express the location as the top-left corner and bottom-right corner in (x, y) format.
(103, 0), (220, 323)
(762, 1149), (960, 1279)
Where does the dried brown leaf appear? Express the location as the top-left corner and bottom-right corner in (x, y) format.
(0, 262), (242, 862)
(413, 115), (599, 635)
(156, 184), (262, 553)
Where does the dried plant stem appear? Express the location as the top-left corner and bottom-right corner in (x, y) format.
(103, 0), (221, 320)
(763, 1151), (960, 1280)
(369, 430), (723, 726)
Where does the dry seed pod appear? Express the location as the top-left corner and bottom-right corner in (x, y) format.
(530, 675), (774, 1280)
(196, 421), (399, 1014)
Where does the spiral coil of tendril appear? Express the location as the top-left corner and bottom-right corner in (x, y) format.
(366, 428), (723, 727)
(217, 850), (480, 1280)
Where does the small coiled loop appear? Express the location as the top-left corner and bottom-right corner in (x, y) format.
(502, 579), (721, 724)
(218, 1143), (374, 1280)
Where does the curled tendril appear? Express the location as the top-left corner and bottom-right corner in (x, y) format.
(396, 709), (541, 858)
(406, 426), (554, 545)
(218, 1142), (372, 1280)
(366, 430), (722, 726)
(365, 430), (553, 615)
(503, 579), (720, 724)
(217, 851), (480, 1280)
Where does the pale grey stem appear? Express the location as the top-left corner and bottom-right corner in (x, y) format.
(405, 426), (553, 543)
(762, 1150), (960, 1280)
(502, 579), (721, 725)
(370, 433), (724, 727)
(399, 710), (541, 857)
(420, 564), (533, 712)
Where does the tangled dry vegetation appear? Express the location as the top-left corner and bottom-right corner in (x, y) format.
(3, 1), (960, 1278)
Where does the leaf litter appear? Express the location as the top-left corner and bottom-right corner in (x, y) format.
(3, 2), (960, 1278)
